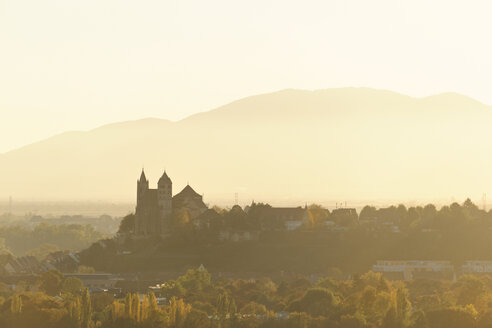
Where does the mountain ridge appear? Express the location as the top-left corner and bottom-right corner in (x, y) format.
(3, 88), (489, 156)
(1, 87), (492, 204)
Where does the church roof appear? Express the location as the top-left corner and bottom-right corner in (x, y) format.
(174, 185), (201, 199)
(139, 169), (147, 182)
(158, 171), (172, 185)
(172, 184), (207, 212)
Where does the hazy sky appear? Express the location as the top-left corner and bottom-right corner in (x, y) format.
(1, 0), (492, 153)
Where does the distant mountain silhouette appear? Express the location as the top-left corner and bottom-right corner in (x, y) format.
(1, 88), (492, 204)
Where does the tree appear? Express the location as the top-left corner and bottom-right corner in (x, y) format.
(124, 293), (133, 319)
(161, 280), (185, 298)
(277, 281), (290, 297)
(62, 277), (84, 296)
(409, 310), (429, 328)
(131, 293), (140, 322)
(118, 214), (135, 234)
(177, 268), (211, 293)
(111, 300), (122, 322)
(395, 287), (412, 326)
(306, 210), (316, 228)
(216, 293), (231, 320)
(396, 204), (408, 223)
(229, 298), (237, 317)
(140, 294), (149, 322)
(382, 305), (399, 328)
(406, 207), (421, 228)
(317, 277), (338, 292)
(288, 287), (339, 317)
(359, 286), (377, 315)
(427, 306), (477, 328)
(414, 294), (441, 312)
(39, 270), (63, 296)
(68, 297), (82, 326)
(168, 297), (191, 328)
(148, 291), (158, 312)
(25, 243), (59, 260)
(91, 292), (114, 312)
(81, 288), (92, 328)
(422, 204), (437, 227)
(184, 309), (210, 328)
(172, 209), (191, 230)
(225, 205), (249, 230)
(360, 206), (378, 221)
(307, 204), (329, 227)
(9, 294), (22, 314)
(240, 301), (268, 316)
(456, 275), (486, 306)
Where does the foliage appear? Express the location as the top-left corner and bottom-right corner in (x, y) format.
(25, 243), (60, 260)
(0, 223), (103, 257)
(38, 270), (63, 296)
(118, 214), (135, 234)
(6, 268), (492, 327)
(62, 277), (84, 296)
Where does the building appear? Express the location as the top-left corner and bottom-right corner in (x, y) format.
(372, 260), (454, 280)
(0, 254), (44, 275)
(462, 261), (492, 274)
(330, 208), (358, 226)
(256, 207), (309, 231)
(135, 170), (207, 236)
(64, 273), (120, 291)
(44, 251), (80, 273)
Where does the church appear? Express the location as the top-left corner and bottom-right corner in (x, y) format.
(135, 170), (208, 235)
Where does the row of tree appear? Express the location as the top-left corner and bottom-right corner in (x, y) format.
(2, 267), (492, 327)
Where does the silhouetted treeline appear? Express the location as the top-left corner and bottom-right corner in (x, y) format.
(81, 199), (492, 273)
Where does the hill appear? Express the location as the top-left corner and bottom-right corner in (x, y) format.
(1, 88), (491, 204)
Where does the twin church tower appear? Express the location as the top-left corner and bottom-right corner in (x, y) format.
(135, 169), (207, 235)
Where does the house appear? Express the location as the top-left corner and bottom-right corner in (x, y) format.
(0, 254), (43, 275)
(330, 208), (358, 226)
(64, 273), (121, 291)
(256, 207), (309, 231)
(44, 251), (80, 273)
(373, 260), (454, 280)
(462, 261), (492, 274)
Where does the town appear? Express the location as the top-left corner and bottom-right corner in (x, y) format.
(1, 171), (492, 326)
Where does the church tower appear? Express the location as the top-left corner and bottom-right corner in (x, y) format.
(157, 171), (173, 233)
(137, 169), (149, 205)
(135, 169), (149, 234)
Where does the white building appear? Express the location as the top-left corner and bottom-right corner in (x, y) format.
(372, 260), (454, 280)
(462, 261), (492, 273)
